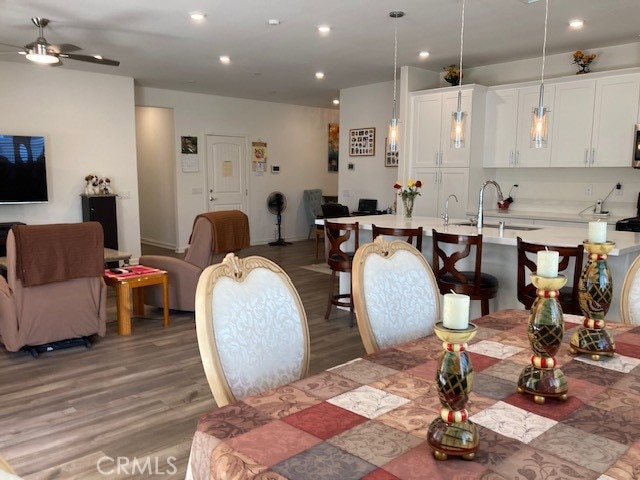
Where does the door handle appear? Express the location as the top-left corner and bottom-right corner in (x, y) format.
(209, 197), (218, 201)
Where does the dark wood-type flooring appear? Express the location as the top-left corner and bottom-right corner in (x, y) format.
(0, 240), (365, 479)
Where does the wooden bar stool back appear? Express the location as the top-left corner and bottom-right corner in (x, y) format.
(516, 237), (584, 314)
(324, 220), (359, 327)
(372, 225), (423, 252)
(432, 229), (498, 316)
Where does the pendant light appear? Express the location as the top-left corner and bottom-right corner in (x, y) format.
(531, 0), (550, 148)
(388, 11), (404, 153)
(450, 0), (466, 149)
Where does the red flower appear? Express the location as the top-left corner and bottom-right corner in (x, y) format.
(393, 182), (402, 189)
(415, 180), (422, 188)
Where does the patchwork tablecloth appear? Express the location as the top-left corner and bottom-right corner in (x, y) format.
(188, 310), (640, 480)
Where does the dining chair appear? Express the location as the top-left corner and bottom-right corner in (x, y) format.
(620, 253), (640, 324)
(432, 229), (498, 316)
(352, 236), (440, 353)
(372, 224), (423, 252)
(324, 220), (359, 327)
(304, 189), (325, 259)
(516, 237), (584, 314)
(195, 253), (310, 407)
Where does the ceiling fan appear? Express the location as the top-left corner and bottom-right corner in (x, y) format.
(0, 17), (119, 67)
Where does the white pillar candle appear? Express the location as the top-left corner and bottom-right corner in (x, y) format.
(443, 293), (470, 330)
(588, 221), (607, 243)
(536, 250), (559, 277)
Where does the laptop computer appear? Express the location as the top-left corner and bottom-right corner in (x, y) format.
(352, 198), (380, 216)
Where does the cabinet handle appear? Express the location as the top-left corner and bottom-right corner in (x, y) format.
(584, 149), (589, 166)
(591, 148), (595, 166)
(439, 152), (443, 166)
(509, 151), (514, 166)
(515, 151), (520, 166)
(434, 152), (439, 165)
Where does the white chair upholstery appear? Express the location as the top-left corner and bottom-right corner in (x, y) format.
(620, 254), (640, 324)
(352, 236), (440, 353)
(195, 253), (310, 406)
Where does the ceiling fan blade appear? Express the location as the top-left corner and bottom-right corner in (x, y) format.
(51, 43), (82, 53)
(59, 53), (119, 66)
(0, 42), (23, 49)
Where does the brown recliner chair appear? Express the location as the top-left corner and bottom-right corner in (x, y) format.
(140, 211), (250, 312)
(0, 223), (107, 355)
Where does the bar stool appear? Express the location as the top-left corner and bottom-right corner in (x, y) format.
(325, 220), (359, 327)
(432, 229), (498, 316)
(372, 225), (423, 252)
(516, 237), (584, 314)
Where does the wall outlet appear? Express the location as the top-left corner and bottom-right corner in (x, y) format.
(585, 184), (593, 196)
(616, 183), (623, 196)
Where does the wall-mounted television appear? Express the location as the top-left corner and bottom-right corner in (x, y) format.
(0, 135), (48, 204)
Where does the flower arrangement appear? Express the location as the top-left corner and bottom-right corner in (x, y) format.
(443, 65), (461, 86)
(394, 179), (422, 219)
(572, 50), (596, 74)
(394, 179), (422, 199)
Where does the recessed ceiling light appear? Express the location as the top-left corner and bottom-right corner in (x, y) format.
(317, 25), (331, 33)
(190, 12), (206, 21)
(268, 19), (281, 26)
(419, 51), (430, 59)
(569, 19), (584, 28)
(332, 99), (340, 105)
(315, 72), (325, 79)
(219, 56), (231, 64)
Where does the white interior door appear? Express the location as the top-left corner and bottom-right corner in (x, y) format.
(206, 135), (248, 212)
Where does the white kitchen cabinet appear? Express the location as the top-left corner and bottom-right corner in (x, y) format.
(552, 74), (640, 167)
(484, 85), (555, 168)
(412, 167), (469, 220)
(410, 88), (474, 169)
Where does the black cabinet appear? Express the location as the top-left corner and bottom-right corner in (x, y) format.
(81, 194), (118, 249)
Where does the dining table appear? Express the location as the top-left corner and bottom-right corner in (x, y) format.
(187, 309), (640, 480)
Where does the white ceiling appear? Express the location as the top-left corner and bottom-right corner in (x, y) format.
(1, 0), (638, 108)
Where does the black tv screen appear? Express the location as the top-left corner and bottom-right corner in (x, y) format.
(0, 135), (48, 204)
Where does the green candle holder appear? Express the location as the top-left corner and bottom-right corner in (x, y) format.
(427, 322), (478, 461)
(517, 274), (568, 404)
(570, 241), (616, 361)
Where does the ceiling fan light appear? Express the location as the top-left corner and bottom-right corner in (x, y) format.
(26, 44), (58, 64)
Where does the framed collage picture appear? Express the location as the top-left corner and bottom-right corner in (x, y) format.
(385, 137), (399, 167)
(349, 127), (375, 156)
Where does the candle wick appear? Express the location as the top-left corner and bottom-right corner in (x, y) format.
(450, 289), (457, 295)
(545, 246), (549, 251)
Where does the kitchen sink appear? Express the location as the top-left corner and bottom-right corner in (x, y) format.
(452, 222), (541, 231)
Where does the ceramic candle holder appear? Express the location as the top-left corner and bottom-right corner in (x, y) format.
(427, 322), (479, 461)
(570, 241), (616, 361)
(517, 274), (568, 404)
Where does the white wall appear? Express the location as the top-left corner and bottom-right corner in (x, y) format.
(135, 87), (339, 250)
(135, 106), (176, 249)
(338, 81), (399, 213)
(0, 62), (141, 257)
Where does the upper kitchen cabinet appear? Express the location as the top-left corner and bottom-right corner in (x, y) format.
(483, 85), (555, 168)
(552, 74), (640, 167)
(409, 86), (482, 169)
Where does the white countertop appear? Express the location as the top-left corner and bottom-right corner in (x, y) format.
(319, 214), (640, 257)
(468, 209), (628, 225)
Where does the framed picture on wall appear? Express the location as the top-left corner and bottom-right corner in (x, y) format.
(328, 123), (339, 171)
(384, 137), (398, 167)
(349, 127), (375, 156)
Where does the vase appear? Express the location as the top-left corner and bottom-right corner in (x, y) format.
(576, 64), (591, 74)
(402, 196), (415, 219)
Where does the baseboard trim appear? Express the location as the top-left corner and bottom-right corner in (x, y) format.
(141, 238), (178, 251)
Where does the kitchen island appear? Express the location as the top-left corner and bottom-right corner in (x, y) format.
(319, 214), (640, 321)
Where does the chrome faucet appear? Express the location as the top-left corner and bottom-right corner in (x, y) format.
(477, 180), (504, 229)
(441, 194), (458, 226)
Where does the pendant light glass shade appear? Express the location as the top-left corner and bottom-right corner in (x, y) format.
(388, 11), (404, 153)
(531, 0), (550, 148)
(451, 92), (466, 148)
(450, 0), (466, 149)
